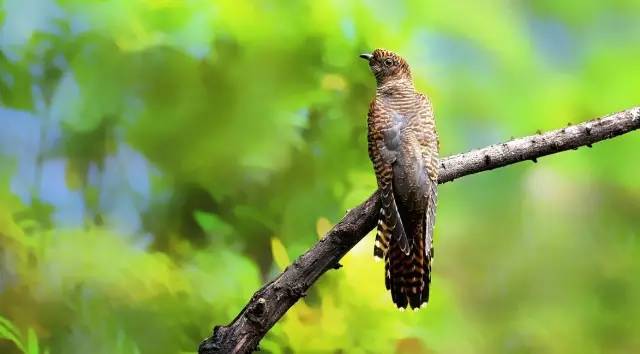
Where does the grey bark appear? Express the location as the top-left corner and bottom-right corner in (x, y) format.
(198, 107), (640, 354)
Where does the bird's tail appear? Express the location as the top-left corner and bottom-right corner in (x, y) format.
(381, 179), (437, 310)
(373, 216), (392, 261)
(385, 214), (431, 310)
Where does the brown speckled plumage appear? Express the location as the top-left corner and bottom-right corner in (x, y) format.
(362, 49), (438, 310)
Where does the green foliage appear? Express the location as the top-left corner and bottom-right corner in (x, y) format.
(0, 315), (26, 352)
(0, 315), (47, 354)
(1, 0), (639, 353)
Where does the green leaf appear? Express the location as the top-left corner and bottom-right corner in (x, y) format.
(0, 315), (25, 352)
(193, 210), (232, 235)
(270, 237), (290, 271)
(0, 315), (21, 338)
(27, 329), (39, 354)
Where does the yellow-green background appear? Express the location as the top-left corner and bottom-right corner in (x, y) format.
(1, 0), (639, 353)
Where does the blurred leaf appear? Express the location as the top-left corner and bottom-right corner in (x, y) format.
(26, 329), (38, 354)
(193, 210), (232, 236)
(315, 217), (332, 239)
(0, 315), (25, 352)
(270, 237), (290, 271)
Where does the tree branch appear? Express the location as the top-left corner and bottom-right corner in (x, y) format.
(198, 107), (640, 354)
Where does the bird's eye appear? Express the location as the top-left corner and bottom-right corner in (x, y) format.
(384, 58), (394, 67)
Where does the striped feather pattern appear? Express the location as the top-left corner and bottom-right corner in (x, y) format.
(366, 49), (438, 310)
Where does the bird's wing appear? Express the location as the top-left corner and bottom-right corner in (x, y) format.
(413, 93), (439, 181)
(368, 101), (410, 259)
(413, 93), (438, 265)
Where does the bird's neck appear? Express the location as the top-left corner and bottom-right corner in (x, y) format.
(376, 78), (415, 97)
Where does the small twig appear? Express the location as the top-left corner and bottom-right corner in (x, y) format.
(198, 107), (640, 354)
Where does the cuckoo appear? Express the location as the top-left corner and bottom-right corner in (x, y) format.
(360, 49), (438, 310)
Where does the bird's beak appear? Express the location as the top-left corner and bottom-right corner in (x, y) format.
(359, 53), (373, 61)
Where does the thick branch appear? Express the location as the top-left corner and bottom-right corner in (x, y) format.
(198, 107), (640, 354)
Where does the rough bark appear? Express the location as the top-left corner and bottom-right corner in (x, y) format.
(198, 107), (640, 354)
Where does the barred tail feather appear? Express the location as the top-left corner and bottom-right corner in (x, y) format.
(406, 214), (428, 310)
(373, 212), (390, 261)
(387, 245), (409, 309)
(421, 177), (437, 306)
(384, 179), (437, 310)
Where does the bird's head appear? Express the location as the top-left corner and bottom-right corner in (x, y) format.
(360, 49), (412, 86)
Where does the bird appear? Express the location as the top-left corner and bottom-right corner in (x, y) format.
(360, 49), (438, 310)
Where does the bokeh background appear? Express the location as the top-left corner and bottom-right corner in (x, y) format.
(1, 0), (640, 353)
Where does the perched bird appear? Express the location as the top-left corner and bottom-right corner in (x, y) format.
(360, 49), (438, 310)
